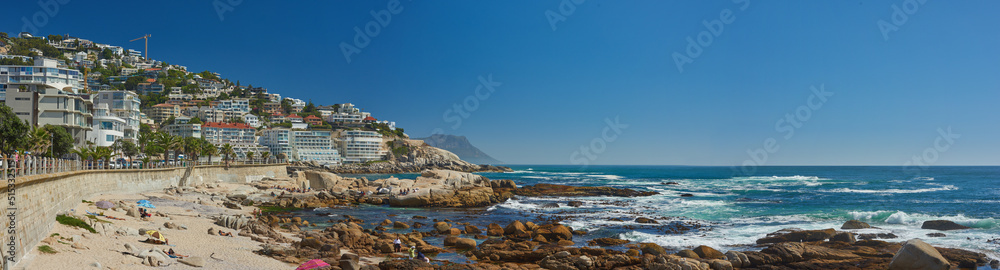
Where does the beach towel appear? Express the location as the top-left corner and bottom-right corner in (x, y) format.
(295, 259), (331, 270)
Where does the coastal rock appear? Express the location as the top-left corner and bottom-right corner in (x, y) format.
(635, 217), (657, 224)
(567, 201), (584, 207)
(640, 243), (668, 256)
(341, 259), (360, 270)
(71, 242), (87, 250)
(921, 220), (970, 231)
(588, 238), (629, 246)
(393, 221), (409, 229)
(454, 238), (477, 250)
(464, 225), (481, 235)
(926, 232), (946, 237)
(378, 259), (432, 270)
(693, 245), (725, 259)
(756, 228), (837, 244)
(539, 202), (560, 208)
(126, 207), (139, 218)
(433, 222), (451, 233)
(677, 249), (700, 259)
(504, 221), (528, 236)
(831, 232), (857, 243)
(487, 223), (504, 236)
(889, 239), (950, 270)
(841, 219), (872, 229)
(178, 256), (206, 267)
(384, 170), (509, 207)
(726, 251), (751, 268)
(215, 215), (253, 230)
(708, 259), (734, 270)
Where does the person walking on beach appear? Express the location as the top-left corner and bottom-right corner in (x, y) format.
(409, 246), (416, 259)
(393, 238), (402, 253)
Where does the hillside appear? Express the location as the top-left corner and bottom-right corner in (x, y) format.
(417, 134), (503, 165)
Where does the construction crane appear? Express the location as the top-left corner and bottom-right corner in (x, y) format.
(129, 34), (151, 59)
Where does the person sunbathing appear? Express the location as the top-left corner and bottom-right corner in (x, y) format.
(167, 248), (188, 258)
(218, 231), (233, 237)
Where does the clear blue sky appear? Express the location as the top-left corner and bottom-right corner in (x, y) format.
(6, 0), (998, 166)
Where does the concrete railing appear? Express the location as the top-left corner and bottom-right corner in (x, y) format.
(0, 163), (287, 268)
(2, 155), (287, 179)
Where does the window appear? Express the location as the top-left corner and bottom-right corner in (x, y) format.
(106, 135), (115, 142)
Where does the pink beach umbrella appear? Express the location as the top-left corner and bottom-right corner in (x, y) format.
(295, 259), (331, 270)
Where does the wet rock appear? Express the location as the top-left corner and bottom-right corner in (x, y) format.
(588, 238), (630, 246)
(539, 202), (560, 208)
(486, 223), (504, 236)
(635, 217), (657, 224)
(921, 220), (970, 231)
(433, 222), (451, 233)
(831, 232), (857, 243)
(888, 239), (950, 270)
(378, 259), (432, 270)
(680, 193), (694, 197)
(841, 219), (872, 229)
(393, 221), (409, 229)
(858, 233), (899, 240)
(380, 219), (391, 226)
(757, 228), (837, 244)
(464, 225), (481, 235)
(926, 232), (946, 237)
(568, 201), (584, 207)
(662, 181), (680, 185)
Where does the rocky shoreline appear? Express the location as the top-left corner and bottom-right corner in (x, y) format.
(28, 169), (1000, 269)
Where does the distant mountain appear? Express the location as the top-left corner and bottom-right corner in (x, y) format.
(417, 134), (503, 165)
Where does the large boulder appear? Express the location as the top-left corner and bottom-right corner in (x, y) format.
(504, 221), (528, 236)
(693, 245), (725, 259)
(889, 239), (950, 270)
(384, 170), (503, 207)
(841, 220), (872, 229)
(433, 222), (451, 233)
(921, 220), (970, 231)
(639, 243), (667, 256)
(378, 259), (433, 270)
(486, 223), (504, 236)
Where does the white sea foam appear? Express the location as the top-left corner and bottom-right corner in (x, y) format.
(739, 175), (828, 181)
(826, 184), (957, 194)
(487, 199), (538, 211)
(586, 174), (624, 180)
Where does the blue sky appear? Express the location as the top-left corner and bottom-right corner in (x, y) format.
(5, 0), (998, 165)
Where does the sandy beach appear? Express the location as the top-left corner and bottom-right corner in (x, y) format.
(18, 183), (298, 270)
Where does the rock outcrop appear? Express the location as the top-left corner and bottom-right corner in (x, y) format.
(291, 141), (511, 174)
(921, 220), (971, 231)
(889, 239), (950, 270)
(384, 170), (516, 207)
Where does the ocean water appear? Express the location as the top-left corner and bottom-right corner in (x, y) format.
(299, 166), (1000, 261)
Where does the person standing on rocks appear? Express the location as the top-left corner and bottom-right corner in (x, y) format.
(393, 238), (402, 253)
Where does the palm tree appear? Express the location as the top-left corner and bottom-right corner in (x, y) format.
(220, 143), (234, 169)
(201, 142), (217, 166)
(71, 147), (93, 170)
(27, 127), (51, 156)
(92, 146), (113, 169)
(246, 151), (255, 164)
(260, 151), (271, 164)
(182, 137), (202, 166)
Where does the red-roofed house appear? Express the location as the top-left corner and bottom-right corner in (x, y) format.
(304, 115), (322, 126)
(288, 114), (303, 123)
(363, 116), (377, 123)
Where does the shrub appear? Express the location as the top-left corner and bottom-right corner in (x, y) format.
(56, 214), (97, 233)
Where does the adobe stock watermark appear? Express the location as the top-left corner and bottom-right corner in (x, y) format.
(902, 127), (958, 177)
(21, 0), (71, 34)
(545, 0), (586, 31)
(672, 0), (750, 73)
(736, 84), (833, 175)
(877, 0), (928, 41)
(427, 74), (502, 144)
(213, 0), (243, 21)
(340, 0), (410, 63)
(570, 116), (628, 167)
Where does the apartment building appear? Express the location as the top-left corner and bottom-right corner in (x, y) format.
(335, 130), (385, 164)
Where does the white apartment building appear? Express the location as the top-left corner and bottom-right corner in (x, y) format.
(163, 117), (201, 138)
(2, 57), (92, 146)
(93, 90), (141, 142)
(201, 122), (267, 160)
(214, 99), (250, 113)
(87, 103), (126, 147)
(335, 130), (385, 164)
(260, 129), (342, 165)
(242, 114), (261, 128)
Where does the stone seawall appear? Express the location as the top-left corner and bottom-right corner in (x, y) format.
(0, 164), (286, 267)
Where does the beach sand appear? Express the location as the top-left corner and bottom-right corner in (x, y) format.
(17, 183), (298, 270)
